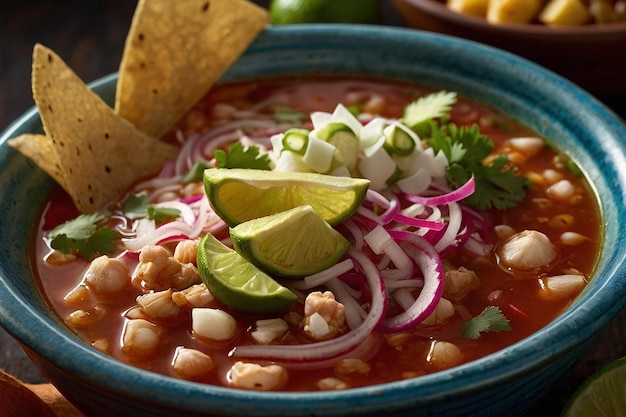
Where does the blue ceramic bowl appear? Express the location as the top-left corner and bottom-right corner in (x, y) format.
(1, 25), (626, 417)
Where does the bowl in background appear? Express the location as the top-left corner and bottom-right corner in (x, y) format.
(2, 24), (626, 417)
(392, 0), (626, 95)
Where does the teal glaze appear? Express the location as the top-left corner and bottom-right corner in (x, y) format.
(1, 25), (626, 417)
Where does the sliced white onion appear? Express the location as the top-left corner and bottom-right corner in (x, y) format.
(288, 259), (355, 290)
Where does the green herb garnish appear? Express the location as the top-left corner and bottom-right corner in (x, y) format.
(214, 142), (271, 170)
(555, 153), (583, 177)
(274, 105), (305, 124)
(49, 213), (120, 260)
(183, 161), (211, 183)
(428, 123), (531, 211)
(402, 90), (457, 136)
(122, 195), (181, 223)
(463, 306), (512, 340)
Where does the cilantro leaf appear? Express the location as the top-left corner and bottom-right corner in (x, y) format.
(427, 122), (531, 211)
(122, 195), (151, 219)
(122, 194), (181, 223)
(147, 206), (181, 223)
(214, 142), (271, 170)
(402, 90), (457, 136)
(183, 161), (211, 183)
(463, 306), (512, 340)
(555, 152), (583, 177)
(49, 213), (120, 260)
(274, 105), (305, 124)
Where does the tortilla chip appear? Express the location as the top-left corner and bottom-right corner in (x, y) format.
(32, 44), (177, 213)
(115, 0), (269, 138)
(8, 133), (69, 192)
(0, 370), (58, 417)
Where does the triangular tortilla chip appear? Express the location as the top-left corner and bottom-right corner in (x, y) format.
(32, 44), (177, 213)
(8, 133), (69, 192)
(115, 0), (269, 138)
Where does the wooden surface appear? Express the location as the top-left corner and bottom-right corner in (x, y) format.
(1, 1), (625, 416)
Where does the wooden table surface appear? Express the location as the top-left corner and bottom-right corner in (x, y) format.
(1, 1), (625, 416)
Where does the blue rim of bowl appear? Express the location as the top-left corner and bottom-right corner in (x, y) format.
(1, 24), (626, 415)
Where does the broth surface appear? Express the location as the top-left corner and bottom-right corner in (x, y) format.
(35, 78), (601, 391)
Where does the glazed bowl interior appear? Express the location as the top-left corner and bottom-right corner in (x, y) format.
(1, 25), (626, 417)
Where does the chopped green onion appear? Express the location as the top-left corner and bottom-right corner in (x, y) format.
(316, 122), (354, 142)
(384, 123), (416, 156)
(281, 128), (310, 155)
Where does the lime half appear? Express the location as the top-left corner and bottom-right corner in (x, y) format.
(203, 168), (370, 226)
(230, 205), (349, 277)
(197, 234), (297, 314)
(561, 355), (626, 417)
(269, 0), (379, 24)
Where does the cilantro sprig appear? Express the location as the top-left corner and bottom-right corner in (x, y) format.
(274, 105), (306, 124)
(463, 306), (512, 340)
(48, 213), (120, 260)
(402, 90), (457, 137)
(214, 142), (271, 170)
(401, 91), (531, 211)
(122, 195), (181, 223)
(427, 122), (531, 211)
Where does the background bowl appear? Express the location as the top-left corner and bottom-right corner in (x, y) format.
(392, 0), (626, 95)
(1, 24), (626, 417)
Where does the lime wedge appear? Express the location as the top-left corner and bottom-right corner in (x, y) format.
(203, 168), (370, 226)
(561, 356), (626, 417)
(230, 205), (349, 277)
(269, 0), (379, 24)
(196, 233), (297, 314)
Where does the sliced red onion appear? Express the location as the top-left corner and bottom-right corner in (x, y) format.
(202, 130), (243, 159)
(275, 334), (383, 370)
(324, 277), (368, 330)
(405, 176), (475, 206)
(463, 233), (493, 256)
(132, 176), (182, 195)
(180, 194), (204, 205)
(122, 197), (211, 251)
(339, 220), (365, 250)
(364, 225), (414, 280)
(200, 119), (288, 157)
(378, 231), (444, 333)
(358, 190), (401, 226)
(365, 189), (391, 208)
(155, 234), (191, 246)
(393, 213), (445, 231)
(434, 202), (463, 253)
(231, 248), (387, 363)
(391, 288), (416, 310)
(155, 200), (196, 225)
(384, 278), (425, 289)
(174, 131), (200, 175)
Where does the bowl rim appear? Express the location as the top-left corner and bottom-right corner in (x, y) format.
(1, 23), (626, 415)
(394, 0), (626, 37)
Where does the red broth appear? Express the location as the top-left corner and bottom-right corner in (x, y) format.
(35, 78), (601, 391)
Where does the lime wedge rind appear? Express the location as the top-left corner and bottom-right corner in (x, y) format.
(197, 233), (297, 314)
(203, 168), (369, 226)
(561, 355), (626, 417)
(230, 205), (350, 278)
